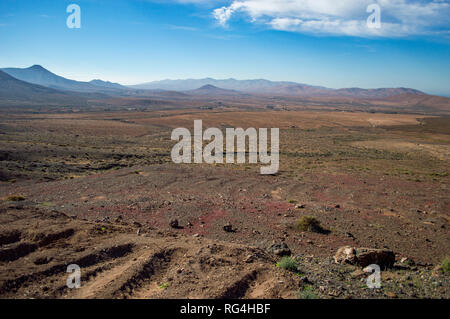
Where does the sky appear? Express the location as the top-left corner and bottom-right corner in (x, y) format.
(0, 0), (449, 95)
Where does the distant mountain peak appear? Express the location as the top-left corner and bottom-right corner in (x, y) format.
(29, 64), (46, 70)
(188, 84), (244, 96)
(89, 79), (126, 89)
(198, 84), (218, 90)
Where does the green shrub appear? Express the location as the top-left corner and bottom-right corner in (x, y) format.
(4, 195), (26, 202)
(276, 257), (298, 273)
(159, 282), (170, 289)
(442, 257), (450, 273)
(298, 285), (318, 299)
(296, 216), (326, 233)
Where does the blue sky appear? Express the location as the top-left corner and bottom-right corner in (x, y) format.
(0, 0), (449, 95)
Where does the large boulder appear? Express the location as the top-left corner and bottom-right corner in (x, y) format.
(334, 246), (395, 268)
(355, 248), (395, 268)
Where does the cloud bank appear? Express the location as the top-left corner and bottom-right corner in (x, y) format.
(211, 0), (450, 37)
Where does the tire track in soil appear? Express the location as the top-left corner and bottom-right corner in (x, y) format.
(0, 243), (134, 295)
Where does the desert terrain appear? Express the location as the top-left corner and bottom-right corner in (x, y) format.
(0, 107), (448, 299)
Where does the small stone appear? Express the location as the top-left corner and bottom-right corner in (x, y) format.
(268, 242), (291, 256)
(223, 223), (234, 232)
(346, 232), (355, 239)
(350, 269), (366, 278)
(385, 292), (397, 298)
(298, 276), (310, 284)
(244, 254), (255, 263)
(328, 290), (341, 297)
(400, 257), (414, 265)
(169, 218), (179, 228)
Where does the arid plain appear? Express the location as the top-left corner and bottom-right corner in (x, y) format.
(0, 106), (449, 299)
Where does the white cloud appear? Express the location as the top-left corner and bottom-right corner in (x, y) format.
(212, 0), (450, 37)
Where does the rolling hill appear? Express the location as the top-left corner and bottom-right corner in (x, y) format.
(0, 70), (87, 107)
(187, 84), (246, 96)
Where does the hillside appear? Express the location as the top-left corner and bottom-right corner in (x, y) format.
(0, 70), (87, 107)
(1, 65), (121, 93)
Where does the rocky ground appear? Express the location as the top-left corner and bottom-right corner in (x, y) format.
(0, 110), (448, 299)
(0, 203), (448, 299)
(0, 163), (449, 299)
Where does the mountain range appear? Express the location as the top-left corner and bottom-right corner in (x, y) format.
(130, 78), (425, 99)
(1, 65), (449, 113)
(1, 65), (427, 99)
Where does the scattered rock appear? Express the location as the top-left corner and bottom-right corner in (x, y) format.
(298, 276), (310, 284)
(350, 269), (366, 278)
(328, 289), (341, 297)
(268, 242), (291, 256)
(244, 254), (255, 263)
(223, 223), (234, 233)
(33, 256), (52, 265)
(334, 246), (357, 264)
(400, 257), (415, 266)
(133, 221), (142, 228)
(169, 218), (179, 228)
(385, 291), (397, 298)
(346, 232), (355, 239)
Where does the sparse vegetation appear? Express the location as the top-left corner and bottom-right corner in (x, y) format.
(298, 285), (318, 299)
(276, 257), (298, 273)
(442, 257), (450, 273)
(4, 195), (26, 202)
(159, 282), (170, 289)
(296, 216), (327, 233)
